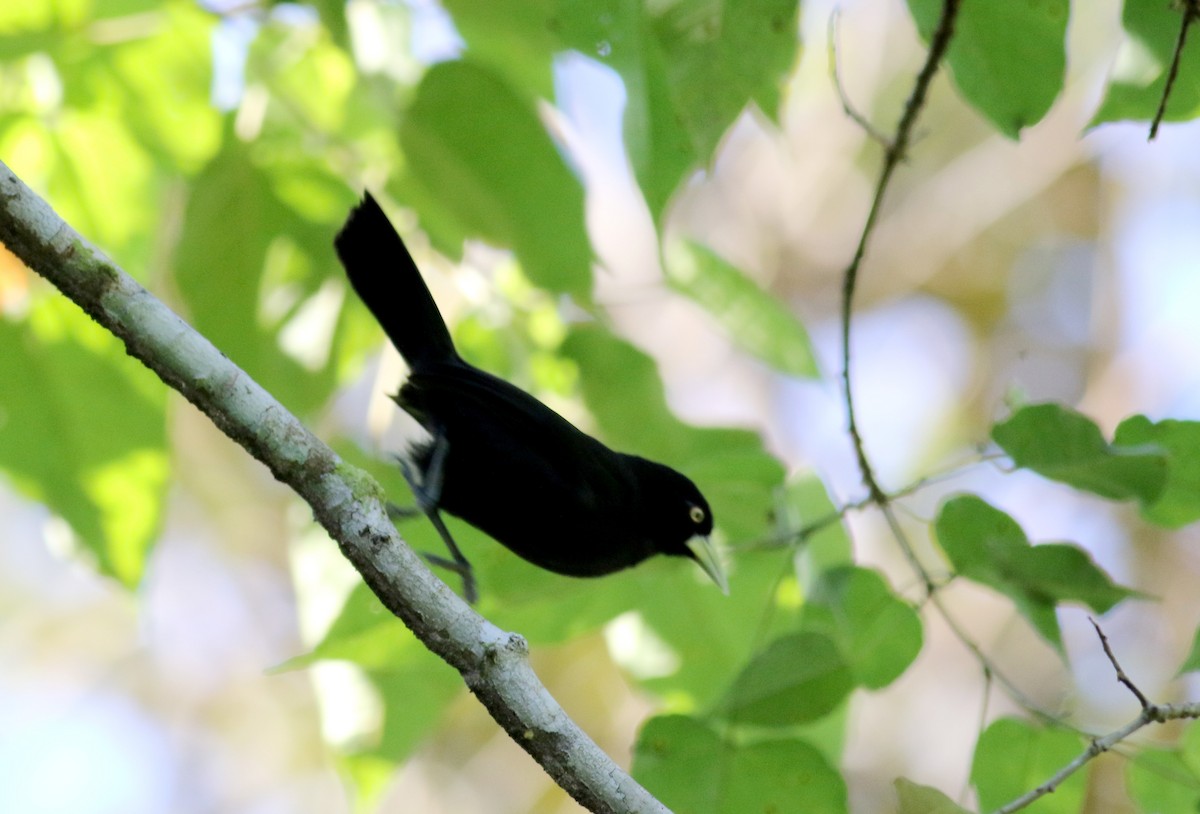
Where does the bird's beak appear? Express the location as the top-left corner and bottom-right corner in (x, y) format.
(686, 535), (729, 594)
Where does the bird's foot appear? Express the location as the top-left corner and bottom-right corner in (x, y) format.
(386, 502), (421, 521)
(420, 551), (478, 604)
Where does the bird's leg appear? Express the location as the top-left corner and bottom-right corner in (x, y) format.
(398, 431), (478, 603)
(386, 503), (420, 520)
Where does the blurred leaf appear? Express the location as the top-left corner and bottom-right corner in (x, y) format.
(173, 138), (348, 417)
(1176, 623), (1200, 676)
(442, 0), (556, 99)
(629, 546), (801, 705)
(664, 240), (816, 378)
(775, 475), (853, 582)
(367, 659), (461, 762)
(934, 495), (1134, 653)
(907, 0), (1067, 137)
(894, 779), (970, 814)
(632, 715), (847, 814)
(1093, 0), (1200, 126)
(0, 112), (158, 266)
(0, 299), (167, 584)
(286, 582), (461, 765)
(297, 0), (351, 47)
(802, 567), (922, 689)
(0, 0), (88, 59)
(1127, 748), (1200, 814)
(289, 583), (413, 670)
(971, 718), (1084, 814)
(399, 60), (591, 297)
(992, 403), (1168, 504)
(1115, 416), (1200, 529)
(1182, 723), (1200, 783)
(87, 2), (220, 173)
(718, 632), (853, 726)
(248, 15), (357, 135)
(554, 0), (800, 220)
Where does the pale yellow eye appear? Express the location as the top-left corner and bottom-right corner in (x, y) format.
(689, 505), (706, 524)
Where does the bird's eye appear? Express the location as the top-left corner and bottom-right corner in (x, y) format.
(689, 505), (706, 524)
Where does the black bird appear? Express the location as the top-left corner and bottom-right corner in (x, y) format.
(334, 193), (726, 602)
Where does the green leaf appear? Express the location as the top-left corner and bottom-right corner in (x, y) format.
(1115, 416), (1200, 529)
(399, 60), (592, 297)
(1176, 624), (1200, 676)
(894, 778), (970, 814)
(971, 718), (1084, 814)
(907, 0), (1067, 137)
(173, 138), (349, 417)
(718, 632), (854, 726)
(87, 2), (221, 173)
(802, 567), (922, 689)
(441, 0), (557, 100)
(0, 113), (157, 266)
(780, 475), (854, 575)
(1127, 748), (1200, 814)
(992, 403), (1168, 504)
(664, 240), (817, 377)
(1093, 0), (1200, 127)
(0, 299), (167, 584)
(632, 715), (847, 814)
(626, 544), (804, 706)
(555, 0), (800, 220)
(934, 495), (1134, 653)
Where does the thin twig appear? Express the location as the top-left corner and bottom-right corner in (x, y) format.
(828, 8), (892, 147)
(991, 703), (1200, 812)
(737, 449), (1004, 553)
(1089, 617), (1152, 710)
(993, 621), (1200, 812)
(1149, 0), (1199, 141)
(839, 0), (961, 520)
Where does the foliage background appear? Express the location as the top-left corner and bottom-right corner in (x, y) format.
(3, 0), (1200, 812)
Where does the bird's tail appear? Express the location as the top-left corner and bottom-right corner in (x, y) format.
(335, 193), (459, 371)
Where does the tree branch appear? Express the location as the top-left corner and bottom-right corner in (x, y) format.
(0, 161), (669, 814)
(992, 623), (1200, 814)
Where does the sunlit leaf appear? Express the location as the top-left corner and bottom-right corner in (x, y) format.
(665, 240), (817, 378)
(399, 60), (591, 297)
(0, 298), (167, 584)
(173, 139), (348, 416)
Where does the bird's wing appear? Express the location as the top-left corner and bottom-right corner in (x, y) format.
(400, 363), (633, 508)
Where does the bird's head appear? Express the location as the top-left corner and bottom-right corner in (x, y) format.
(635, 458), (727, 593)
